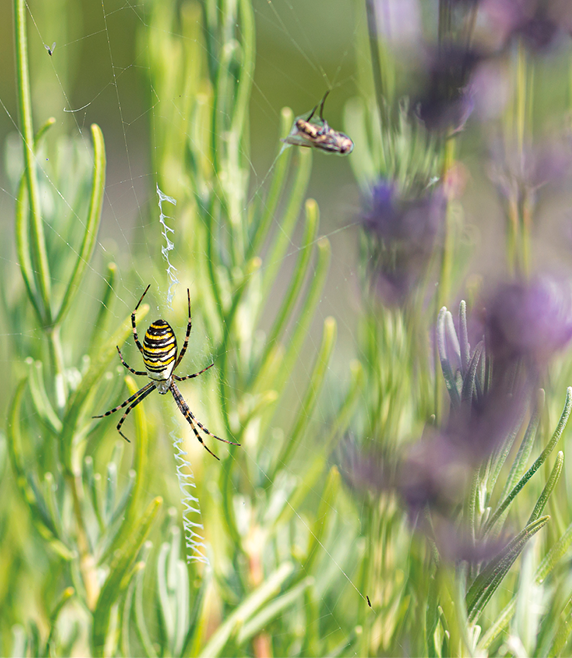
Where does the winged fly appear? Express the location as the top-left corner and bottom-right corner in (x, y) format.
(282, 91), (354, 156)
(45, 42), (56, 56)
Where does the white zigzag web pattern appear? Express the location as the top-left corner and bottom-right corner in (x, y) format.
(171, 430), (210, 565)
(157, 185), (179, 306)
(157, 185), (209, 565)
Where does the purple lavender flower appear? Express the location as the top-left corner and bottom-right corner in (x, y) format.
(398, 432), (470, 518)
(360, 181), (446, 306)
(414, 45), (481, 133)
(482, 0), (572, 52)
(485, 277), (572, 369)
(338, 437), (388, 495)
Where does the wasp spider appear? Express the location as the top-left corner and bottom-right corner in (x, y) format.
(93, 285), (240, 460)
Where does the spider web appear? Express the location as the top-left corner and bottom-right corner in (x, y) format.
(0, 0), (374, 651)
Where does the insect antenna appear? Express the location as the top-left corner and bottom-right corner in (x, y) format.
(318, 90), (331, 122)
(306, 102), (319, 123)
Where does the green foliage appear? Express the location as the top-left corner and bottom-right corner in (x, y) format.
(4, 0), (572, 656)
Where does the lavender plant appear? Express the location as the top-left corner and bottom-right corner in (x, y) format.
(4, 0), (572, 656)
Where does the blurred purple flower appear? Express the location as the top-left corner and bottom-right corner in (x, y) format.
(414, 45), (481, 133)
(398, 433), (470, 518)
(340, 429), (510, 563)
(431, 520), (509, 563)
(485, 277), (572, 370)
(481, 0), (572, 52)
(339, 438), (389, 495)
(360, 181), (446, 305)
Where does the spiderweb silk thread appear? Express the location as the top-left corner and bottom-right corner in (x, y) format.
(157, 184), (179, 306)
(156, 185), (209, 565)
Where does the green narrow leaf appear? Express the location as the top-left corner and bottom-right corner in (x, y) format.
(236, 577), (314, 644)
(298, 466), (340, 578)
(100, 373), (149, 560)
(14, 0), (52, 322)
(527, 451), (563, 524)
(458, 300), (470, 375)
(26, 359), (63, 434)
(54, 124), (106, 325)
(269, 237), (332, 397)
(198, 562), (294, 658)
(486, 410), (525, 502)
(6, 378), (74, 560)
(485, 387), (572, 536)
(260, 147), (313, 300)
(548, 603), (572, 657)
(257, 198), (319, 378)
(479, 519), (572, 650)
(500, 388), (544, 500)
(45, 587), (74, 657)
(274, 316), (337, 470)
(15, 174), (41, 324)
(88, 262), (117, 356)
(230, 0), (255, 141)
(92, 497), (162, 657)
(133, 542), (158, 658)
(61, 304), (149, 473)
(466, 516), (550, 622)
(460, 342), (483, 405)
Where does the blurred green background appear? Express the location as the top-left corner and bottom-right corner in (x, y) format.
(5, 0), (572, 655)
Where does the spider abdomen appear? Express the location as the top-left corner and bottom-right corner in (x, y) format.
(142, 319), (178, 380)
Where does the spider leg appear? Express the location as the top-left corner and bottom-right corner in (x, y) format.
(173, 288), (192, 370)
(170, 383), (220, 460)
(115, 383), (156, 443)
(192, 412), (241, 446)
(171, 383), (240, 447)
(116, 346), (146, 376)
(92, 381), (153, 419)
(131, 284), (151, 354)
(318, 90), (331, 122)
(174, 362), (214, 382)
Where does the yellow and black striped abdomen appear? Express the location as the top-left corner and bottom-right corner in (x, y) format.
(143, 319), (177, 380)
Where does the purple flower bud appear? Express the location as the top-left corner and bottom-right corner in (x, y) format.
(360, 181), (446, 305)
(485, 277), (572, 368)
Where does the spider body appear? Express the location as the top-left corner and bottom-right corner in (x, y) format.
(142, 319), (177, 384)
(92, 285), (240, 460)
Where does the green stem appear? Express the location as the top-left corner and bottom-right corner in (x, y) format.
(437, 138), (455, 311)
(365, 0), (387, 138)
(48, 326), (68, 409)
(14, 0), (52, 322)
